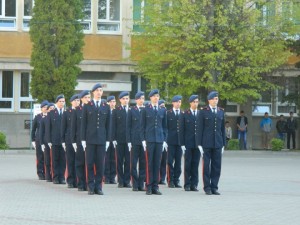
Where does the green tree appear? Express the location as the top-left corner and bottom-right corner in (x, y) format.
(30, 0), (84, 103)
(131, 0), (300, 103)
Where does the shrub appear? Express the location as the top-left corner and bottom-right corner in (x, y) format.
(227, 139), (239, 150)
(270, 138), (284, 151)
(0, 132), (9, 149)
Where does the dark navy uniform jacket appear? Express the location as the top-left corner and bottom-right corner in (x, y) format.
(111, 105), (128, 144)
(61, 107), (73, 144)
(39, 115), (47, 145)
(140, 104), (167, 143)
(179, 109), (198, 149)
(31, 113), (43, 142)
(166, 109), (182, 146)
(70, 105), (83, 145)
(197, 106), (226, 149)
(45, 108), (63, 145)
(127, 106), (143, 146)
(81, 100), (110, 145)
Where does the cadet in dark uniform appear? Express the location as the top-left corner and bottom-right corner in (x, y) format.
(45, 95), (66, 184)
(197, 91), (225, 195)
(127, 91), (146, 191)
(158, 99), (167, 185)
(141, 89), (168, 195)
(31, 100), (48, 180)
(81, 83), (110, 195)
(40, 103), (55, 182)
(71, 90), (91, 191)
(112, 91), (131, 188)
(104, 95), (117, 184)
(180, 95), (200, 191)
(62, 94), (80, 188)
(166, 95), (183, 188)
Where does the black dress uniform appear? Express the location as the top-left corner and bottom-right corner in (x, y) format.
(61, 106), (77, 187)
(166, 107), (183, 187)
(141, 90), (167, 194)
(81, 99), (110, 194)
(45, 97), (66, 184)
(287, 113), (297, 149)
(197, 93), (225, 194)
(111, 105), (131, 187)
(39, 112), (52, 181)
(31, 112), (45, 179)
(127, 105), (146, 191)
(71, 102), (86, 191)
(158, 100), (167, 184)
(179, 107), (200, 191)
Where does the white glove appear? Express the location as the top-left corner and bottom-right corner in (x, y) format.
(113, 140), (117, 148)
(106, 141), (110, 151)
(222, 146), (224, 154)
(81, 141), (86, 150)
(32, 141), (36, 149)
(198, 146), (204, 157)
(62, 142), (66, 151)
(72, 143), (77, 152)
(41, 145), (45, 152)
(48, 143), (52, 148)
(163, 141), (168, 152)
(128, 143), (132, 152)
(142, 140), (146, 151)
(181, 146), (186, 154)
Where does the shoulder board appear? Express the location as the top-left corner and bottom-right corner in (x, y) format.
(218, 107), (224, 111)
(202, 106), (209, 110)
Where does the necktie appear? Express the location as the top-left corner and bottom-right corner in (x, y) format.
(96, 101), (99, 108)
(59, 109), (62, 115)
(175, 109), (179, 118)
(213, 108), (216, 114)
(154, 106), (157, 115)
(193, 110), (196, 117)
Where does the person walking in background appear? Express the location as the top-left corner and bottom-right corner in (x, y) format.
(287, 112), (297, 150)
(225, 121), (232, 149)
(236, 110), (248, 150)
(260, 112), (272, 150)
(276, 115), (287, 141)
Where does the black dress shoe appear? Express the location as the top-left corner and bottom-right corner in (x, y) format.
(46, 179), (52, 182)
(118, 183), (123, 188)
(53, 179), (59, 184)
(174, 184), (182, 188)
(110, 180), (117, 184)
(159, 181), (166, 185)
(38, 176), (45, 180)
(212, 190), (221, 195)
(190, 187), (199, 192)
(88, 190), (95, 195)
(205, 190), (212, 195)
(138, 187), (146, 192)
(168, 182), (175, 188)
(67, 184), (74, 188)
(94, 189), (104, 195)
(146, 190), (152, 195)
(59, 180), (66, 184)
(124, 183), (132, 188)
(152, 190), (162, 195)
(132, 187), (139, 191)
(184, 187), (191, 191)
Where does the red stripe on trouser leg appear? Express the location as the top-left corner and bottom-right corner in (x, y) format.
(202, 158), (205, 188)
(115, 146), (118, 181)
(65, 158), (68, 181)
(130, 149), (133, 185)
(85, 151), (88, 185)
(145, 149), (149, 186)
(50, 148), (54, 180)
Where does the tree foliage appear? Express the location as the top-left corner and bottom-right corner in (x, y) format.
(131, 0), (300, 103)
(30, 0), (84, 103)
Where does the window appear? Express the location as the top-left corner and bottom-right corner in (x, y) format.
(81, 0), (91, 32)
(19, 72), (33, 111)
(97, 0), (121, 33)
(0, 71), (13, 111)
(252, 90), (272, 115)
(256, 1), (275, 26)
(0, 0), (16, 30)
(23, 0), (34, 30)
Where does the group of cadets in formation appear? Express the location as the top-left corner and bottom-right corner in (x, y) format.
(31, 83), (226, 196)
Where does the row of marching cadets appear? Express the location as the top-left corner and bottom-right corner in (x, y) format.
(31, 82), (225, 196)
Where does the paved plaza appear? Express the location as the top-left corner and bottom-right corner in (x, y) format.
(0, 150), (300, 225)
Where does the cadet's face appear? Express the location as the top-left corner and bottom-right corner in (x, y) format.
(48, 106), (55, 111)
(109, 100), (116, 108)
(172, 100), (181, 109)
(57, 98), (65, 108)
(190, 99), (199, 110)
(71, 99), (80, 108)
(136, 96), (145, 106)
(41, 106), (48, 113)
(208, 97), (218, 107)
(120, 96), (129, 105)
(150, 94), (159, 104)
(81, 95), (91, 104)
(93, 88), (103, 99)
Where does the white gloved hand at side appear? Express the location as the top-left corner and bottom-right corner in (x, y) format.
(32, 141), (36, 149)
(41, 144), (45, 152)
(113, 140), (117, 148)
(198, 146), (204, 157)
(222, 146), (224, 154)
(48, 143), (52, 148)
(62, 142), (66, 152)
(181, 146), (186, 154)
(163, 141), (168, 152)
(128, 142), (132, 152)
(106, 141), (110, 151)
(142, 140), (146, 151)
(72, 143), (77, 152)
(81, 141), (86, 150)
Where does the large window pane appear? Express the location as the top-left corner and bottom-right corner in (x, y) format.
(110, 0), (120, 21)
(5, 0), (16, 17)
(0, 0), (2, 16)
(21, 72), (30, 97)
(83, 0), (91, 20)
(98, 0), (107, 19)
(2, 71), (13, 98)
(0, 101), (12, 108)
(24, 0), (33, 17)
